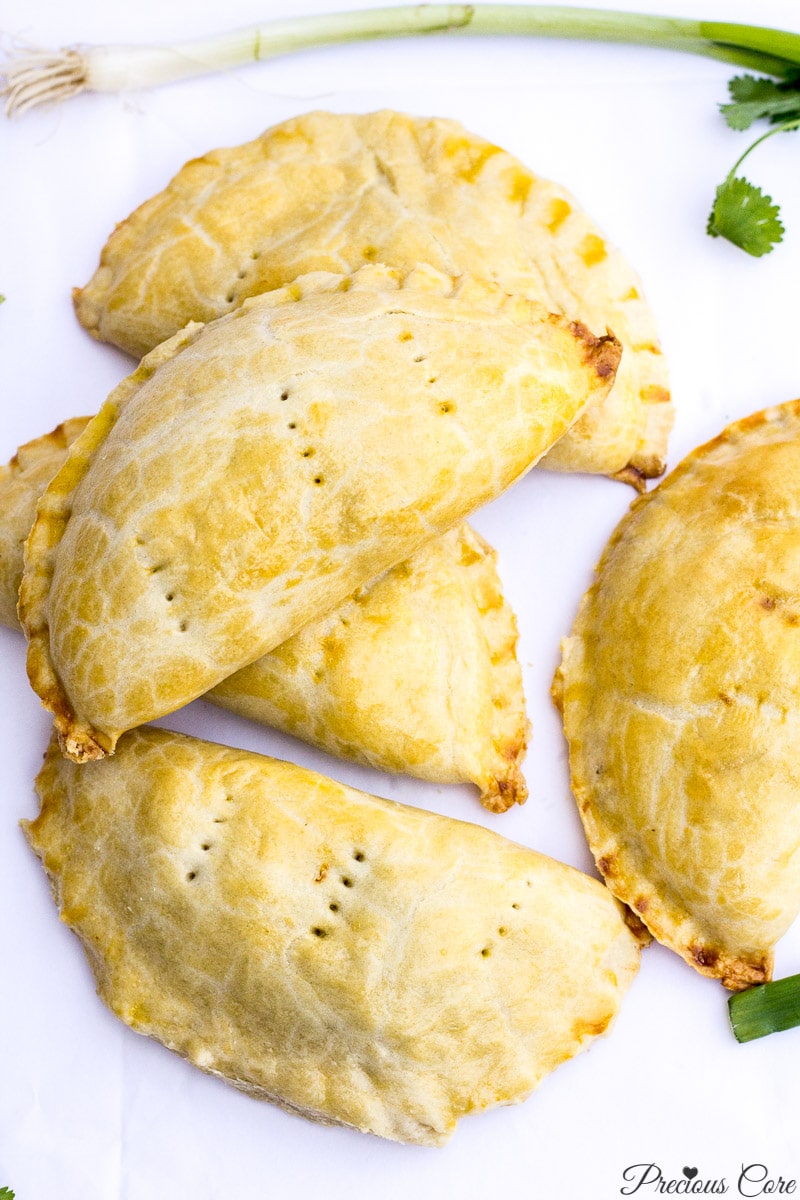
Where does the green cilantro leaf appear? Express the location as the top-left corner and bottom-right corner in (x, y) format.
(721, 72), (800, 130)
(0, 1187), (16, 1198)
(707, 176), (784, 256)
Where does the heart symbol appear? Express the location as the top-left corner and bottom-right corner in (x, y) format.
(683, 1168), (699, 1180)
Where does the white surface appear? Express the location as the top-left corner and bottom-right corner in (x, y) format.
(2, 1), (800, 1196)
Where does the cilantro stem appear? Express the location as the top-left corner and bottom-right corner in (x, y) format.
(725, 113), (800, 181)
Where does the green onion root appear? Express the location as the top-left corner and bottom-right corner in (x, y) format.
(2, 44), (87, 115)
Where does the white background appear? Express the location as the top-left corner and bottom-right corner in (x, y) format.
(2, 1), (800, 1196)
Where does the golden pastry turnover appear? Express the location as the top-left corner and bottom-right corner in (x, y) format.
(22, 264), (617, 762)
(74, 109), (670, 482)
(554, 401), (800, 989)
(25, 726), (642, 1145)
(210, 524), (528, 812)
(0, 422), (526, 805)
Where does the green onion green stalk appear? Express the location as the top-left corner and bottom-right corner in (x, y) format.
(729, 972), (800, 1043)
(3, 6), (800, 115)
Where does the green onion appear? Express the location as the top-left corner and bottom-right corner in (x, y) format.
(729, 972), (800, 1043)
(3, 5), (800, 117)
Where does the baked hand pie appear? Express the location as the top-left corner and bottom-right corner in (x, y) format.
(25, 726), (643, 1145)
(210, 523), (528, 812)
(0, 425), (526, 806)
(22, 264), (617, 762)
(74, 110), (670, 484)
(554, 401), (800, 989)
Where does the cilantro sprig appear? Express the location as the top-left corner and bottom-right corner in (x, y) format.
(0, 1187), (16, 1198)
(720, 72), (800, 129)
(708, 72), (800, 256)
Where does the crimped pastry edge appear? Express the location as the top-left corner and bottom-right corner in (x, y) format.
(458, 526), (530, 812)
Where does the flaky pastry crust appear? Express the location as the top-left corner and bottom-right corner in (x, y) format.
(23, 264), (618, 761)
(555, 400), (800, 988)
(25, 727), (642, 1145)
(74, 110), (670, 480)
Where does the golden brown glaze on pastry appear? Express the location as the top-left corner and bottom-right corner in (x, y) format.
(74, 110), (670, 481)
(25, 726), (642, 1145)
(23, 265), (617, 762)
(0, 420), (526, 804)
(554, 401), (800, 989)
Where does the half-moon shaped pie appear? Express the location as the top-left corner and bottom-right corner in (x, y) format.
(23, 264), (617, 762)
(74, 110), (670, 483)
(554, 401), (800, 989)
(24, 726), (643, 1145)
(210, 523), (528, 811)
(0, 425), (527, 806)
